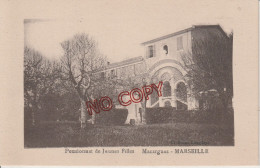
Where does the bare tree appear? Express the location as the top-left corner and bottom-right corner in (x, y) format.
(60, 33), (106, 128)
(24, 47), (61, 126)
(181, 32), (233, 118)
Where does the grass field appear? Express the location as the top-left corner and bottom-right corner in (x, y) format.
(24, 121), (234, 147)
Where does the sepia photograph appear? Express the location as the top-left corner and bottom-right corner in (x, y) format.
(0, 0), (258, 166)
(24, 18), (234, 147)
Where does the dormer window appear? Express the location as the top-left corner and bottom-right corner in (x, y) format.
(177, 36), (183, 50)
(163, 45), (168, 55)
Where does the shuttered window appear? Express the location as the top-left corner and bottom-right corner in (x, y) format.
(148, 45), (153, 58)
(147, 45), (156, 58)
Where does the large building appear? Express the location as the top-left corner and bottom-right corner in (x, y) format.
(94, 25), (229, 124)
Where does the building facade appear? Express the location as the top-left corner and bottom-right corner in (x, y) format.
(94, 25), (229, 124)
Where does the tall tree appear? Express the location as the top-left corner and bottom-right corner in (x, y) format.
(181, 31), (233, 116)
(60, 33), (106, 128)
(24, 47), (61, 126)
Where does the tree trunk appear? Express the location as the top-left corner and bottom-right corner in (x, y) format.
(91, 111), (95, 124)
(31, 107), (36, 126)
(80, 99), (87, 129)
(31, 103), (37, 126)
(141, 99), (147, 124)
(142, 108), (146, 124)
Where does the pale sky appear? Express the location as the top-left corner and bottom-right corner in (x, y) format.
(24, 1), (234, 63)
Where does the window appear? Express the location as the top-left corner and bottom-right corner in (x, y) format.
(120, 67), (126, 77)
(129, 65), (134, 76)
(105, 71), (109, 78)
(163, 81), (171, 97)
(116, 68), (121, 77)
(148, 45), (154, 58)
(111, 69), (116, 78)
(101, 72), (105, 79)
(177, 36), (183, 50)
(163, 45), (168, 55)
(134, 63), (145, 75)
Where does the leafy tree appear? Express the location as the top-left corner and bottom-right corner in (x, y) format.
(181, 31), (233, 117)
(24, 47), (61, 126)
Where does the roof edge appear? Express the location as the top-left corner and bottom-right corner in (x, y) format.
(141, 27), (194, 45)
(141, 24), (225, 45)
(92, 56), (144, 73)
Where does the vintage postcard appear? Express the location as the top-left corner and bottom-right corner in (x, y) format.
(0, 0), (258, 166)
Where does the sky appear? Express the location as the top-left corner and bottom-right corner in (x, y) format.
(24, 1), (234, 63)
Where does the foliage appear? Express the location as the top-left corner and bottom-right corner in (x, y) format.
(24, 34), (122, 127)
(181, 31), (233, 113)
(24, 47), (61, 125)
(146, 107), (176, 124)
(145, 107), (234, 125)
(39, 90), (81, 122)
(95, 108), (128, 126)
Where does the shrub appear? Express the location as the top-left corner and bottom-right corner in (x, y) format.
(184, 108), (233, 124)
(146, 107), (234, 124)
(95, 108), (128, 125)
(172, 110), (192, 123)
(146, 107), (176, 124)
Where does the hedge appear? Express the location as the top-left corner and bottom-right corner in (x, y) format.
(146, 107), (176, 124)
(146, 107), (234, 124)
(95, 108), (128, 125)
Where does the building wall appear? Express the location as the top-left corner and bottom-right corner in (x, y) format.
(94, 26), (229, 124)
(143, 31), (192, 62)
(141, 30), (199, 112)
(96, 60), (146, 80)
(114, 30), (198, 124)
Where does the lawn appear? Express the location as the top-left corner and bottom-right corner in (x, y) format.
(24, 121), (234, 147)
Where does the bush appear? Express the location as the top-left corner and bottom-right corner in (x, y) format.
(146, 107), (234, 124)
(172, 110), (192, 123)
(95, 108), (128, 125)
(146, 107), (176, 124)
(146, 107), (196, 124)
(192, 110), (218, 122)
